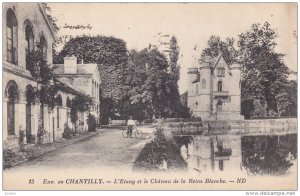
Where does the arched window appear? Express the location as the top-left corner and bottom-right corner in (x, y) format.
(202, 79), (206, 89)
(218, 81), (223, 92)
(66, 97), (71, 108)
(25, 23), (34, 70)
(40, 36), (47, 60)
(7, 9), (18, 64)
(25, 24), (34, 53)
(6, 81), (19, 135)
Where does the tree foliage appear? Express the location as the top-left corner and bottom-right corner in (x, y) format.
(54, 35), (128, 101)
(241, 134), (296, 175)
(238, 22), (293, 117)
(26, 44), (59, 110)
(121, 48), (190, 122)
(169, 36), (180, 81)
(200, 22), (296, 118)
(41, 3), (59, 33)
(70, 95), (93, 124)
(200, 35), (238, 65)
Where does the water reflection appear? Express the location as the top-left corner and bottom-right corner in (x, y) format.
(175, 134), (297, 176)
(241, 134), (297, 175)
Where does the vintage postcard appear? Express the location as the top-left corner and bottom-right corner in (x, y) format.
(2, 2), (297, 191)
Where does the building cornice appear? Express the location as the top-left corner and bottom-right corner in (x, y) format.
(3, 62), (36, 82)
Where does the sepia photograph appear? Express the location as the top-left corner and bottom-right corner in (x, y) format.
(2, 2), (298, 191)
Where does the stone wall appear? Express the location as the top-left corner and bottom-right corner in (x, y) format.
(110, 120), (139, 126)
(158, 118), (297, 136)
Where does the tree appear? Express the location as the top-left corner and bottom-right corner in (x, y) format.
(238, 22), (292, 117)
(55, 36), (128, 101)
(123, 48), (190, 121)
(277, 80), (297, 117)
(169, 36), (180, 81)
(55, 36), (129, 122)
(41, 3), (59, 33)
(26, 44), (59, 110)
(200, 35), (238, 64)
(241, 134), (297, 175)
(70, 95), (93, 126)
(125, 49), (168, 119)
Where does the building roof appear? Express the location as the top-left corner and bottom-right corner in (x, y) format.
(199, 55), (222, 68)
(54, 78), (83, 96)
(53, 64), (98, 75)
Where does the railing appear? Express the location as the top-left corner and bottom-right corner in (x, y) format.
(187, 68), (198, 74)
(213, 91), (229, 96)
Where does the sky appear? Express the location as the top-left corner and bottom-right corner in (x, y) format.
(48, 3), (297, 94)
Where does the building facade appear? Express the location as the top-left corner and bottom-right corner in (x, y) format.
(53, 56), (101, 123)
(187, 54), (244, 121)
(3, 3), (95, 149)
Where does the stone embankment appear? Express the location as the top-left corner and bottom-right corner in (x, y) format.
(157, 118), (297, 136)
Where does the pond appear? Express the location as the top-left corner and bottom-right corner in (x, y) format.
(175, 133), (297, 176)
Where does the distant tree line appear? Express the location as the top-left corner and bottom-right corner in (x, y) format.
(54, 35), (190, 124)
(45, 3), (190, 124)
(199, 22), (297, 119)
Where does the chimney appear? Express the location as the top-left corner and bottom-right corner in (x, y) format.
(64, 55), (77, 74)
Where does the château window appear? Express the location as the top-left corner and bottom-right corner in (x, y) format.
(218, 81), (223, 92)
(195, 84), (198, 95)
(7, 9), (18, 64)
(202, 79), (206, 89)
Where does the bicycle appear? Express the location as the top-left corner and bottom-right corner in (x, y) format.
(122, 127), (143, 139)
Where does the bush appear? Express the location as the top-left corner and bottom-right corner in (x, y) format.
(19, 130), (26, 144)
(37, 128), (47, 144)
(62, 123), (73, 139)
(26, 133), (36, 144)
(88, 114), (97, 132)
(3, 149), (26, 169)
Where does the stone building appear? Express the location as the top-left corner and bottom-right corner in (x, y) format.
(2, 3), (94, 149)
(53, 56), (101, 123)
(187, 54), (244, 120)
